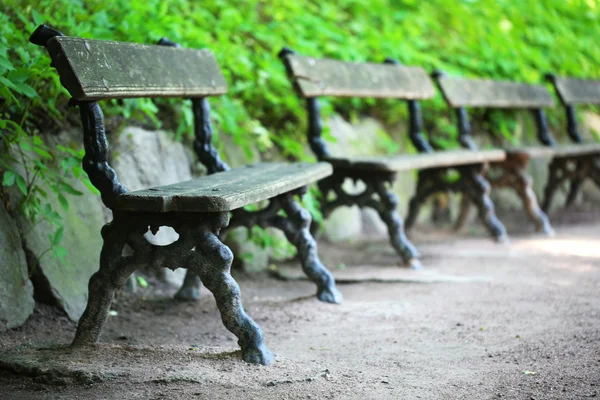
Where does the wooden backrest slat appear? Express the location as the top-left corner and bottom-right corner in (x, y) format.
(46, 36), (227, 101)
(436, 76), (554, 108)
(553, 77), (600, 105)
(284, 54), (435, 99)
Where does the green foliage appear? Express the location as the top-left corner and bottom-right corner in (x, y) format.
(1, 0), (600, 256)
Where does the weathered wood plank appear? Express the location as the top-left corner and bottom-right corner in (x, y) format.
(553, 77), (600, 105)
(551, 143), (600, 157)
(116, 162), (332, 212)
(284, 54), (435, 99)
(325, 149), (506, 172)
(505, 143), (600, 158)
(437, 76), (554, 108)
(46, 37), (227, 100)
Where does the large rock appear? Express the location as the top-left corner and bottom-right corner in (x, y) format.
(0, 201), (34, 330)
(21, 175), (106, 321)
(111, 127), (194, 191)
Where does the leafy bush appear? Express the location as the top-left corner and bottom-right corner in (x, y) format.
(1, 0), (599, 255)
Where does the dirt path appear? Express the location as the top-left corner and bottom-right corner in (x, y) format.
(1, 217), (599, 399)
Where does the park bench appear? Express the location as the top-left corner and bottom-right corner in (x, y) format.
(279, 50), (508, 269)
(433, 72), (600, 234)
(30, 25), (342, 365)
(543, 75), (600, 210)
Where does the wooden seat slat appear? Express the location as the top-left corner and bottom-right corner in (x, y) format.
(116, 162), (332, 213)
(553, 77), (600, 105)
(324, 149), (506, 172)
(504, 143), (600, 158)
(436, 76), (554, 108)
(284, 54), (435, 99)
(46, 36), (227, 101)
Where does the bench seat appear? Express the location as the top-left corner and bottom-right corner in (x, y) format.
(505, 143), (600, 159)
(116, 162), (332, 213)
(324, 149), (506, 172)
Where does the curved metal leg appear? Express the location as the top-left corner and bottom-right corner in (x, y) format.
(405, 171), (428, 232)
(454, 194), (472, 232)
(72, 222), (138, 346)
(462, 166), (508, 242)
(191, 229), (273, 365)
(175, 270), (202, 301)
(514, 169), (554, 235)
(370, 180), (421, 269)
(267, 194), (342, 304)
(565, 177), (583, 208)
(542, 159), (563, 213)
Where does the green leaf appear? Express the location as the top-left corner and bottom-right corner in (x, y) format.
(53, 226), (64, 246)
(33, 147), (52, 159)
(0, 56), (14, 73)
(2, 171), (16, 187)
(15, 174), (27, 195)
(58, 193), (69, 211)
(32, 9), (45, 25)
(52, 246), (67, 262)
(12, 82), (38, 98)
(0, 76), (18, 91)
(6, 69), (30, 83)
(59, 181), (83, 196)
(136, 276), (149, 288)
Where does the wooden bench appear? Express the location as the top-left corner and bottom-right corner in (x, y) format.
(279, 50), (508, 269)
(30, 25), (341, 365)
(543, 75), (600, 210)
(433, 72), (557, 235)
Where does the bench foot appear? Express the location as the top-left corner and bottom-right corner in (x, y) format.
(72, 221), (138, 347)
(462, 165), (508, 242)
(265, 192), (342, 304)
(174, 272), (202, 301)
(513, 169), (554, 235)
(320, 173), (420, 268)
(190, 229), (273, 365)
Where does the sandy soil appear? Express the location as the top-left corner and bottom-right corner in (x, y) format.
(1, 211), (599, 399)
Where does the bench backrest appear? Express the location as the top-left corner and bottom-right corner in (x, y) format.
(283, 53), (435, 99)
(549, 76), (600, 106)
(546, 75), (600, 143)
(435, 76), (554, 109)
(433, 72), (556, 147)
(30, 24), (230, 210)
(45, 36), (227, 101)
(280, 49), (437, 157)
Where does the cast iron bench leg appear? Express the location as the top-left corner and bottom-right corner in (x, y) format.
(319, 174), (420, 269)
(72, 220), (139, 346)
(190, 229), (273, 365)
(405, 170), (437, 232)
(368, 180), (421, 269)
(461, 166), (508, 242)
(176, 189), (341, 304)
(175, 270), (202, 301)
(265, 193), (342, 304)
(542, 158), (564, 213)
(513, 168), (554, 235)
(73, 212), (272, 365)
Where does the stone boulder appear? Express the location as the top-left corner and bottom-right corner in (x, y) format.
(0, 201), (34, 331)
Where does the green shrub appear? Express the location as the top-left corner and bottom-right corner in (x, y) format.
(1, 0), (599, 255)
